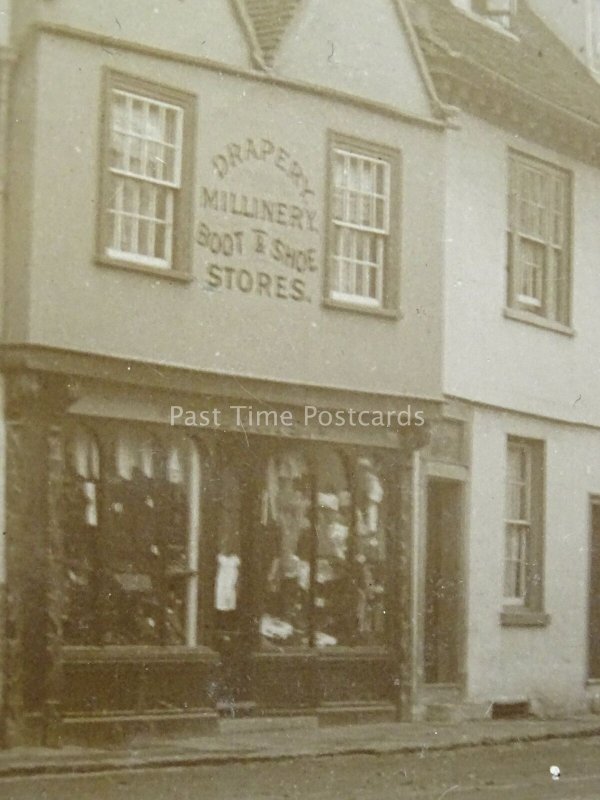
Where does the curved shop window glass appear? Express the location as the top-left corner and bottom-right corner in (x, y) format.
(62, 427), (101, 644)
(258, 446), (388, 650)
(61, 424), (203, 648)
(260, 450), (312, 647)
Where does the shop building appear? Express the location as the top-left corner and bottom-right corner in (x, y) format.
(0, 0), (451, 745)
(2, 0), (600, 748)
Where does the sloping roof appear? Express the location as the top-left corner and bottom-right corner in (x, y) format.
(410, 0), (600, 128)
(243, 0), (302, 65)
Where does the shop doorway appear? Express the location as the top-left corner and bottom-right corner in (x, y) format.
(212, 439), (257, 714)
(588, 498), (600, 680)
(424, 479), (462, 685)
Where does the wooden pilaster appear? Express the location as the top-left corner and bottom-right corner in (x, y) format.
(2, 370), (77, 746)
(393, 422), (431, 722)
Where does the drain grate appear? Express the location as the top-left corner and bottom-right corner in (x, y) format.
(491, 699), (530, 719)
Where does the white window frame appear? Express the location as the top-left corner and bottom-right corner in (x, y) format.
(330, 148), (390, 308)
(507, 152), (571, 325)
(326, 134), (400, 314)
(98, 72), (194, 278)
(107, 90), (183, 270)
(504, 441), (532, 606)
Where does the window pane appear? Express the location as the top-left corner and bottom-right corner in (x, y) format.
(128, 133), (143, 176)
(62, 428), (101, 645)
(508, 155), (570, 322)
(348, 157), (361, 191)
(353, 456), (387, 646)
(361, 158), (374, 194)
(314, 451), (387, 647)
(104, 436), (163, 644)
(348, 191), (360, 225)
(314, 449), (352, 647)
(162, 442), (196, 646)
(163, 144), (177, 185)
(361, 193), (372, 227)
(375, 198), (386, 231)
(260, 451), (311, 648)
(504, 524), (528, 601)
(375, 162), (386, 195)
(147, 140), (166, 182)
(517, 238), (544, 308)
(164, 107), (179, 147)
(553, 247), (568, 324)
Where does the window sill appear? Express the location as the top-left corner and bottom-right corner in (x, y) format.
(253, 646), (389, 659)
(503, 307), (574, 337)
(63, 645), (219, 662)
(323, 297), (400, 320)
(500, 609), (551, 628)
(96, 256), (193, 283)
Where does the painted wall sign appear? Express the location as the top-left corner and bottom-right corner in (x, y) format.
(197, 138), (319, 303)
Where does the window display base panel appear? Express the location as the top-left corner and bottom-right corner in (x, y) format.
(49, 652), (397, 745)
(60, 711), (220, 747)
(58, 651), (220, 746)
(251, 653), (395, 712)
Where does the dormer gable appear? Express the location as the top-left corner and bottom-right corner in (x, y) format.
(251, 0), (444, 120)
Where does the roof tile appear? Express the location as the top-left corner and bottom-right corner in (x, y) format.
(411, 0), (600, 127)
(243, 0), (302, 65)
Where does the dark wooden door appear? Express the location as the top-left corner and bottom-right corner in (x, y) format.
(588, 500), (600, 679)
(424, 479), (462, 685)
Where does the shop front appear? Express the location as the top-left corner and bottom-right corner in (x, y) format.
(1, 363), (434, 745)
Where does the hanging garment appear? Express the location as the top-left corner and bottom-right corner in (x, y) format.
(215, 554), (241, 611)
(82, 480), (98, 527)
(263, 457), (280, 525)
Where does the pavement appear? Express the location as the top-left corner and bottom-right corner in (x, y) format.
(1, 715), (600, 779)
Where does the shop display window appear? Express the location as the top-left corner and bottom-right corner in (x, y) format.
(61, 425), (389, 652)
(258, 445), (388, 650)
(61, 424), (202, 647)
(315, 452), (387, 647)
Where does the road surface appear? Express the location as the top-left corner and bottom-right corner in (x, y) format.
(1, 735), (600, 798)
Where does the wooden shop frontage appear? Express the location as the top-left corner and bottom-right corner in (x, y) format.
(1, 350), (437, 746)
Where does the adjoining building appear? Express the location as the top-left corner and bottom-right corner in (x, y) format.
(410, 0), (600, 719)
